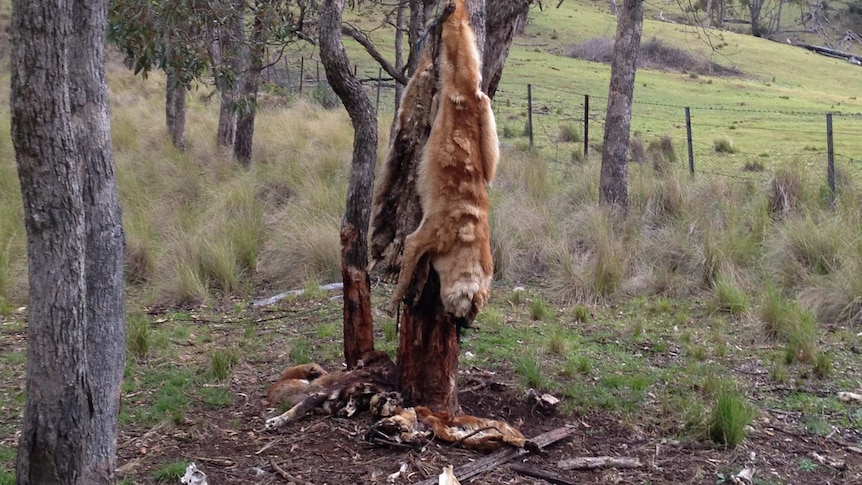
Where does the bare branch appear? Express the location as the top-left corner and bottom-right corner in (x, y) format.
(342, 22), (409, 85)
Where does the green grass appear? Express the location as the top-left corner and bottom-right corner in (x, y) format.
(209, 348), (239, 381)
(152, 460), (190, 482)
(710, 276), (749, 316)
(707, 387), (756, 447)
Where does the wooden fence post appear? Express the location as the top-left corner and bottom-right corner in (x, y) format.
(583, 94), (589, 158)
(584, 94), (590, 159)
(527, 83), (533, 151)
(827, 113), (835, 210)
(299, 57), (305, 94)
(376, 67), (382, 112)
(685, 107), (694, 177)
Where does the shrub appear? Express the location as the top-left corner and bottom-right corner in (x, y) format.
(713, 137), (735, 153)
(742, 161), (764, 172)
(768, 167), (803, 219)
(127, 314), (151, 361)
(569, 37), (742, 76)
(209, 348), (239, 381)
(529, 296), (551, 321)
(629, 136), (645, 164)
(707, 388), (755, 447)
(124, 237), (154, 284)
(647, 135), (677, 173)
(152, 461), (191, 483)
(558, 124), (581, 143)
(710, 276), (749, 316)
(308, 83), (339, 109)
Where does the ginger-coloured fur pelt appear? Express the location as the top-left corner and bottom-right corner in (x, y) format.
(265, 363), (328, 406)
(387, 0), (500, 319)
(366, 403), (532, 452)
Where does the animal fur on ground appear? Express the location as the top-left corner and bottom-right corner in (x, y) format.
(366, 397), (533, 452)
(387, 0), (499, 319)
(264, 350), (396, 431)
(265, 363), (328, 406)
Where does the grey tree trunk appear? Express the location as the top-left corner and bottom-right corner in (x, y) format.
(394, 1), (406, 106)
(12, 0), (122, 481)
(70, 1), (126, 482)
(165, 67), (187, 150)
(749, 0), (764, 37)
(234, 0), (269, 167)
(320, 0), (378, 369)
(600, 0), (643, 210)
(406, 0), (438, 74)
(483, 0), (531, 97)
(211, 1), (246, 147)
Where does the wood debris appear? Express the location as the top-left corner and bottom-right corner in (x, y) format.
(557, 456), (643, 470)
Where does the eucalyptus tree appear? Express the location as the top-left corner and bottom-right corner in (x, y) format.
(13, 0), (125, 482)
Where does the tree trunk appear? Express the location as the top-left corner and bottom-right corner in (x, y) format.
(70, 1), (126, 483)
(234, 0), (269, 167)
(374, 0), (519, 413)
(165, 67), (187, 150)
(12, 0), (91, 481)
(406, 0), (437, 74)
(749, 0), (764, 37)
(211, 1), (245, 147)
(320, 0), (378, 369)
(397, 271), (460, 413)
(394, 1), (406, 107)
(600, 0), (643, 210)
(483, 0), (531, 98)
(705, 0), (713, 28)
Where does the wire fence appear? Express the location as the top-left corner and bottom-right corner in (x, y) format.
(491, 80), (862, 197)
(262, 53), (862, 199)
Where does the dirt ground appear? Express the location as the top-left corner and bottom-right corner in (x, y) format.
(2, 292), (861, 484)
(113, 357), (861, 485)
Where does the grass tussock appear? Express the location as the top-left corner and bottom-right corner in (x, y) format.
(707, 387), (755, 447)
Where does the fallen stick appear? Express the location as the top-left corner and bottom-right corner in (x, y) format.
(510, 464), (579, 485)
(252, 282), (343, 308)
(557, 456), (642, 471)
(414, 425), (577, 485)
(270, 459), (314, 485)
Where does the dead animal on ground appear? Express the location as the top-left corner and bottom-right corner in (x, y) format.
(385, 0), (499, 321)
(264, 363), (328, 406)
(366, 400), (536, 453)
(264, 350), (396, 431)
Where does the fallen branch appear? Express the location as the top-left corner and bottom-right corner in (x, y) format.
(510, 464), (579, 485)
(557, 456), (643, 471)
(414, 425), (578, 485)
(252, 282), (343, 308)
(270, 459), (314, 485)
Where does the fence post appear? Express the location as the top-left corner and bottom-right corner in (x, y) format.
(685, 107), (694, 177)
(299, 57), (305, 95)
(316, 60), (320, 85)
(583, 94), (589, 158)
(376, 67), (382, 112)
(527, 83), (533, 152)
(827, 113), (835, 210)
